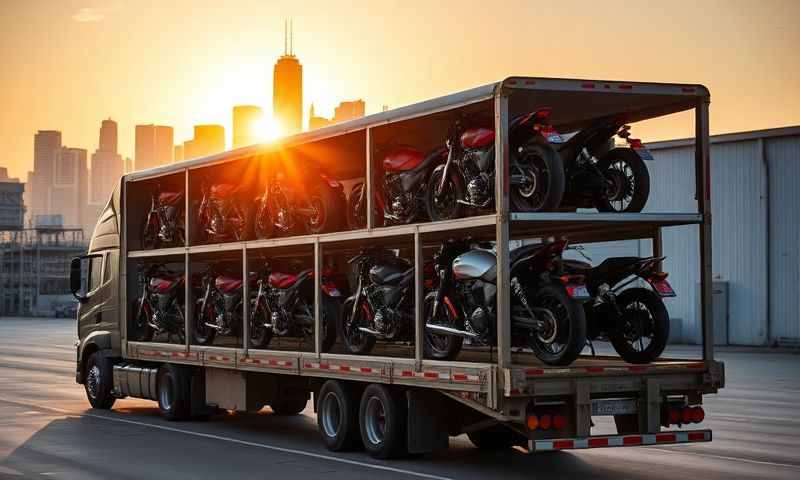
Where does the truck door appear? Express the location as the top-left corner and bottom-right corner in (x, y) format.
(72, 251), (118, 344)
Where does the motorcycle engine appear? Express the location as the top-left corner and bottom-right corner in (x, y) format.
(463, 151), (492, 207)
(465, 282), (494, 336)
(159, 206), (178, 241)
(386, 174), (414, 218)
(365, 284), (400, 339)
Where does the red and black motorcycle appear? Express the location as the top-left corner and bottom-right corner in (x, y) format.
(427, 109), (565, 221)
(142, 186), (185, 249)
(346, 145), (446, 229)
(193, 265), (245, 345)
(249, 263), (341, 351)
(131, 264), (185, 344)
(254, 160), (346, 238)
(563, 252), (674, 363)
(195, 180), (252, 243)
(541, 118), (653, 212)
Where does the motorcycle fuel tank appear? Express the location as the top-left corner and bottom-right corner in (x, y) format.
(369, 257), (411, 285)
(453, 250), (497, 283)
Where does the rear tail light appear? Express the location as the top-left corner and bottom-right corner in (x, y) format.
(664, 405), (705, 427)
(690, 406), (705, 423)
(552, 415), (566, 430)
(526, 413), (566, 432)
(533, 107), (552, 120)
(539, 414), (552, 430)
(526, 415), (539, 430)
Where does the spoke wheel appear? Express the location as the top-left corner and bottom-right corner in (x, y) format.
(527, 284), (587, 366)
(423, 292), (463, 360)
(511, 143), (565, 212)
(340, 299), (376, 354)
(594, 148), (650, 213)
(608, 288), (669, 364)
(426, 168), (465, 221)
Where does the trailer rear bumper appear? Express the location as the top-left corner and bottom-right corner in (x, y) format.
(530, 429), (711, 452)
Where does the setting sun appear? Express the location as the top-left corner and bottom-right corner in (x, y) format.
(253, 115), (284, 142)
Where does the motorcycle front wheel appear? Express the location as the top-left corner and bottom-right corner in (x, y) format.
(422, 292), (464, 360)
(254, 201), (275, 239)
(594, 148), (650, 213)
(339, 298), (376, 355)
(249, 300), (273, 349)
(346, 183), (367, 230)
(306, 187), (343, 235)
(608, 288), (669, 364)
(426, 167), (466, 221)
(132, 300), (154, 342)
(193, 299), (217, 345)
(511, 143), (565, 212)
(140, 216), (160, 249)
(527, 284), (587, 366)
(321, 296), (340, 353)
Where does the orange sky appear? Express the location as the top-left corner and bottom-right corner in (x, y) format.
(1, 0), (798, 179)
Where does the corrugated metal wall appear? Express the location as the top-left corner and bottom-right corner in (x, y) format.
(583, 129), (799, 345)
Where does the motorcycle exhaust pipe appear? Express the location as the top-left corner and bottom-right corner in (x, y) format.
(425, 323), (479, 339)
(357, 326), (387, 338)
(204, 322), (223, 331)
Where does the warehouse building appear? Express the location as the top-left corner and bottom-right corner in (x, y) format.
(578, 126), (799, 346)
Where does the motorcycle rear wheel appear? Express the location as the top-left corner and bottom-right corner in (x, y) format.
(422, 292), (464, 360)
(511, 143), (565, 212)
(608, 288), (669, 364)
(193, 299), (217, 345)
(527, 284), (587, 366)
(594, 148), (650, 213)
(340, 298), (376, 355)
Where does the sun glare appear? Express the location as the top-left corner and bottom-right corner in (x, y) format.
(253, 115), (284, 142)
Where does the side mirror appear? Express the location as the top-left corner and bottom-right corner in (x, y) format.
(70, 256), (88, 302)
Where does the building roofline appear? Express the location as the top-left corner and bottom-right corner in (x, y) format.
(648, 125), (800, 150)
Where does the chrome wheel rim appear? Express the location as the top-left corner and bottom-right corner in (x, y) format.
(86, 365), (101, 399)
(321, 392), (343, 438)
(364, 396), (386, 446)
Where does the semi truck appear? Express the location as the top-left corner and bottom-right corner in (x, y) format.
(71, 76), (724, 459)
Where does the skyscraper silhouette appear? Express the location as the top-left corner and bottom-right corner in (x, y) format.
(233, 105), (263, 148)
(135, 125), (173, 170)
(28, 130), (62, 221)
(183, 125), (225, 160)
(90, 118), (123, 204)
(98, 118), (117, 154)
(273, 19), (302, 135)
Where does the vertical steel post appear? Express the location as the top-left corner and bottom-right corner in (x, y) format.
(414, 228), (424, 369)
(242, 245), (249, 356)
(314, 239), (322, 355)
(696, 99), (714, 361)
(120, 181), (128, 354)
(494, 92), (512, 370)
(184, 170), (191, 352)
(652, 227), (663, 271)
(365, 128), (373, 230)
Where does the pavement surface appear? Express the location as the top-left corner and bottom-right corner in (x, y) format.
(0, 318), (798, 480)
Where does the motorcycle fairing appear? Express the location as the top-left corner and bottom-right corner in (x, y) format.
(215, 275), (243, 294)
(149, 276), (181, 294)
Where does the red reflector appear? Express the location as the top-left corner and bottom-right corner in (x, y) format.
(588, 437), (609, 448)
(691, 407), (705, 423)
(534, 107), (552, 119)
(656, 433), (677, 443)
(553, 415), (566, 430)
(618, 84), (633, 90)
(553, 440), (574, 450)
(581, 82), (596, 89)
(623, 436), (642, 445)
(688, 431), (707, 441)
(585, 367), (604, 373)
(539, 414), (552, 430)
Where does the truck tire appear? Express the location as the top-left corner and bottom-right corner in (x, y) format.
(359, 384), (407, 459)
(467, 424), (527, 451)
(157, 364), (191, 421)
(317, 380), (362, 452)
(84, 351), (116, 410)
(271, 395), (308, 415)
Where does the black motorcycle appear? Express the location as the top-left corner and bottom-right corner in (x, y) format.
(141, 186), (184, 249)
(195, 180), (251, 243)
(254, 159), (345, 238)
(424, 239), (589, 366)
(193, 265), (245, 345)
(132, 264), (186, 344)
(339, 248), (415, 354)
(347, 144), (446, 229)
(427, 109), (565, 221)
(545, 118), (653, 212)
(563, 251), (673, 363)
(249, 263), (341, 351)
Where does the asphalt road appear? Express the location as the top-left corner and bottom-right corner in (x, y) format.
(0, 318), (798, 480)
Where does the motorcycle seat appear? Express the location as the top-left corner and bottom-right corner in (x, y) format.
(268, 271), (299, 289)
(210, 183), (242, 200)
(566, 256), (643, 285)
(215, 275), (243, 294)
(159, 191), (183, 206)
(383, 147), (425, 172)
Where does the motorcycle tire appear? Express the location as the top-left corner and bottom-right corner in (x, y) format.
(340, 298), (376, 355)
(511, 142), (565, 212)
(321, 296), (340, 353)
(193, 298), (217, 346)
(608, 287), (669, 364)
(306, 186), (343, 235)
(527, 283), (587, 366)
(254, 201), (274, 239)
(426, 166), (466, 221)
(140, 216), (160, 250)
(594, 148), (650, 213)
(346, 183), (367, 230)
(132, 300), (154, 342)
(249, 301), (273, 349)
(422, 292), (463, 360)
(231, 204), (254, 241)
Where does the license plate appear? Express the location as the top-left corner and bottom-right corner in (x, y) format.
(592, 398), (638, 416)
(634, 146), (654, 161)
(566, 284), (591, 300)
(650, 279), (676, 297)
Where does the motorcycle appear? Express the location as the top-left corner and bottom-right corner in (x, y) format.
(249, 263), (341, 351)
(339, 248), (415, 354)
(193, 265), (245, 345)
(346, 144), (446, 229)
(424, 239), (589, 366)
(563, 250), (674, 363)
(131, 264), (186, 344)
(254, 160), (346, 238)
(427, 109), (565, 221)
(141, 185), (185, 249)
(195, 180), (252, 243)
(543, 118), (653, 212)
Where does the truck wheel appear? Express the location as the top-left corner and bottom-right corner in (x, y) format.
(359, 384), (407, 459)
(271, 395), (308, 415)
(317, 380), (362, 451)
(84, 351), (116, 410)
(467, 424), (527, 450)
(157, 364), (191, 421)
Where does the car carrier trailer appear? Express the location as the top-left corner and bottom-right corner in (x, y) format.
(72, 76), (724, 458)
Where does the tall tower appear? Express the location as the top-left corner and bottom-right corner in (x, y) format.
(273, 19), (303, 135)
(98, 118), (118, 154)
(91, 118), (123, 204)
(233, 105), (263, 148)
(135, 124), (174, 171)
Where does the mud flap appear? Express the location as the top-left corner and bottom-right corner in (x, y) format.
(190, 367), (215, 418)
(406, 389), (448, 454)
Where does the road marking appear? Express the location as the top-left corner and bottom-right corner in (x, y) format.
(647, 447), (800, 470)
(0, 397), (452, 480)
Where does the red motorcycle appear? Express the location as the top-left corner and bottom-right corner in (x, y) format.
(142, 186), (185, 249)
(195, 180), (252, 243)
(131, 264), (185, 344)
(193, 265), (245, 345)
